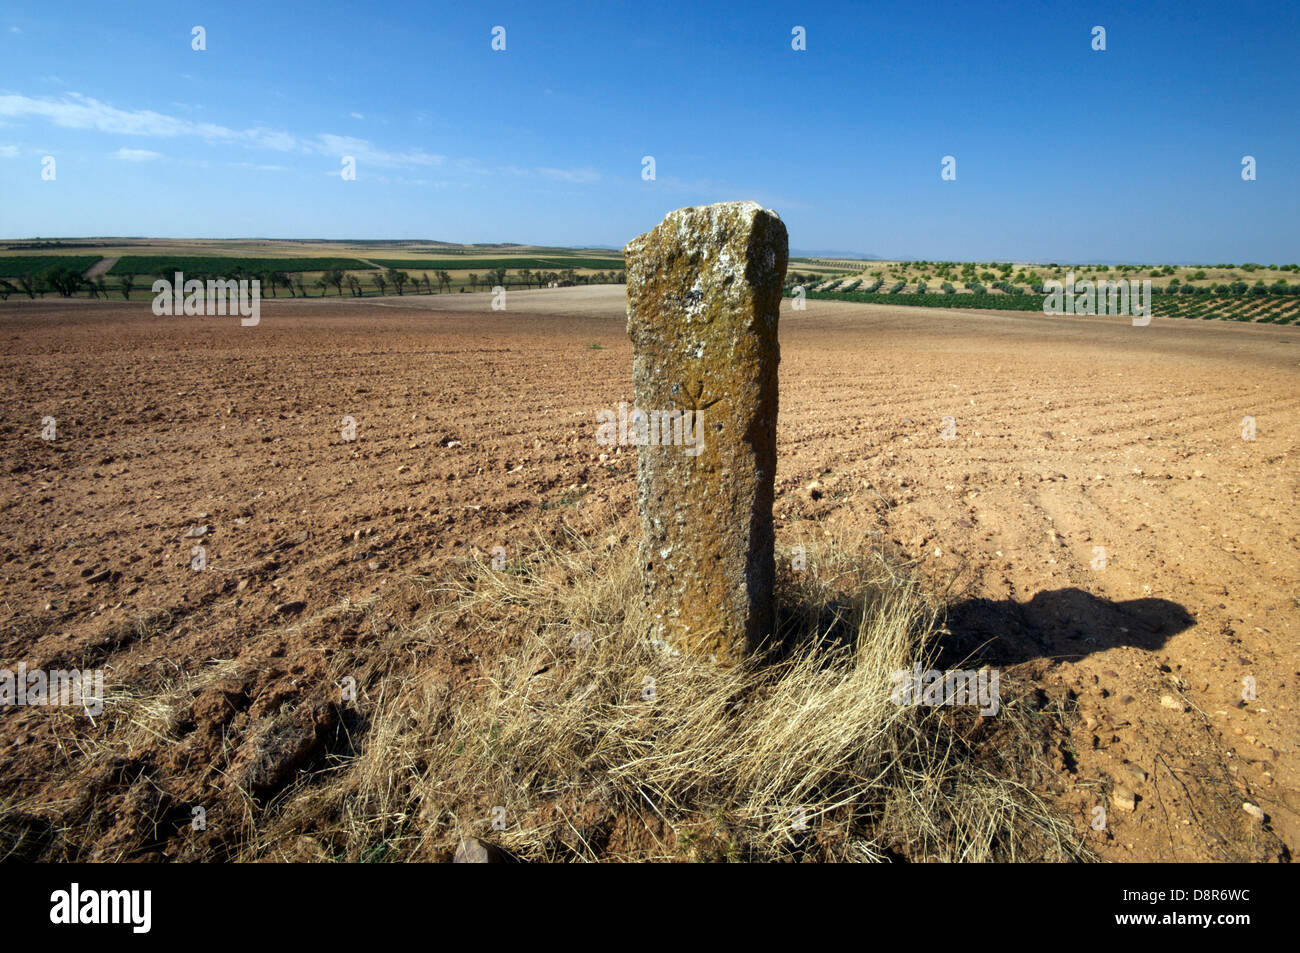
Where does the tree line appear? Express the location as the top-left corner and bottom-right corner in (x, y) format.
(1, 263), (627, 300)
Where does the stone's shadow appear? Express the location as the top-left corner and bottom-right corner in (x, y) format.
(938, 588), (1196, 669)
(770, 595), (860, 660)
(768, 580), (1194, 670)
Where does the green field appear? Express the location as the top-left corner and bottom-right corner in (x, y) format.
(0, 256), (101, 277)
(107, 256), (371, 276)
(792, 289), (1045, 311)
(369, 257), (624, 271)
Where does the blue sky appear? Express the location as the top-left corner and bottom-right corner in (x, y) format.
(1, 0), (1296, 262)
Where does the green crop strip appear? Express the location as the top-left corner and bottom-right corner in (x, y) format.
(368, 257), (624, 271)
(108, 256), (372, 276)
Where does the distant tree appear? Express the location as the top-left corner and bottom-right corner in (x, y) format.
(314, 277), (329, 296)
(494, 266), (508, 289)
(295, 277), (307, 297)
(95, 277), (108, 299)
(43, 266), (82, 297)
(262, 271), (278, 297)
(439, 271), (452, 293)
(346, 274), (363, 296)
(387, 268), (409, 295)
(276, 271), (293, 297)
(16, 274), (35, 299)
(372, 272), (388, 295)
(467, 272), (479, 292)
(326, 269), (346, 296)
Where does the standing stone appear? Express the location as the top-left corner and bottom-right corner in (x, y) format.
(624, 201), (788, 664)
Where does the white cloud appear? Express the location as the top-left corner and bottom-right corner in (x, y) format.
(0, 93), (296, 150)
(229, 161), (289, 172)
(0, 145), (18, 158)
(112, 147), (161, 161)
(349, 112), (364, 120)
(9, 26), (22, 34)
(502, 164), (601, 184)
(0, 93), (444, 169)
(537, 166), (600, 183)
(312, 133), (442, 168)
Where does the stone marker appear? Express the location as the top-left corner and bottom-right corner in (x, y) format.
(624, 201), (788, 664)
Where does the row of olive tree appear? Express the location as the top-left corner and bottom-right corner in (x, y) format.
(1, 262), (628, 302)
(0, 266), (132, 300)
(464, 267), (625, 291)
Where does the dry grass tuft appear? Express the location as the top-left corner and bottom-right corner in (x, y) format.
(243, 524), (1087, 862)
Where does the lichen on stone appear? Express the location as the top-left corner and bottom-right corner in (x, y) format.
(624, 201), (788, 664)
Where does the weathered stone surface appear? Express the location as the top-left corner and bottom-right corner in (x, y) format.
(624, 201), (788, 664)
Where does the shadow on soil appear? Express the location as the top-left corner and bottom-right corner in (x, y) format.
(938, 588), (1195, 668)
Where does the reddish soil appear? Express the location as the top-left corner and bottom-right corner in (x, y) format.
(0, 288), (1295, 861)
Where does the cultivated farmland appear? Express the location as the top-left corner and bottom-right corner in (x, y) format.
(0, 286), (1295, 862)
(0, 256), (102, 277)
(107, 256), (373, 275)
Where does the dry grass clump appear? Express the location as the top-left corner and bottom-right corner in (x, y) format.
(245, 524), (1085, 862)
